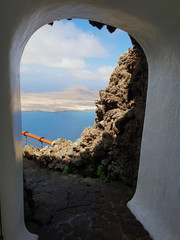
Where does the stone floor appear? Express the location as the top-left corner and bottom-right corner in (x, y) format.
(24, 158), (152, 240)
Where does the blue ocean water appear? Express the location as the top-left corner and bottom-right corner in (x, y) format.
(21, 110), (96, 142)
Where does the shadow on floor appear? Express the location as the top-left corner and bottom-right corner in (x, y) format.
(24, 158), (151, 240)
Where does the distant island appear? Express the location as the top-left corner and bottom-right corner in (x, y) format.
(21, 87), (99, 112)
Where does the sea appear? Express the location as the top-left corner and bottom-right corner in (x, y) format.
(21, 110), (96, 143)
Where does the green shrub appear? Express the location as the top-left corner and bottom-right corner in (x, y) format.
(62, 166), (70, 174)
(97, 165), (108, 183)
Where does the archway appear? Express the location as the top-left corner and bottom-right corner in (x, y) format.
(21, 19), (147, 238)
(0, 6), (155, 239)
(21, 20), (147, 188)
(21, 19), (149, 239)
(1, 1), (180, 240)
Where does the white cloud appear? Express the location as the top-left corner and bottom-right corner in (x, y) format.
(49, 57), (86, 69)
(97, 66), (115, 81)
(72, 69), (95, 79)
(72, 65), (114, 81)
(20, 66), (31, 73)
(21, 21), (108, 70)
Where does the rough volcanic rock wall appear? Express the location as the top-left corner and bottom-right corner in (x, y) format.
(23, 38), (148, 188)
(93, 37), (148, 186)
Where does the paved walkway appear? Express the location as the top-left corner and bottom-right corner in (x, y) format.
(24, 158), (152, 240)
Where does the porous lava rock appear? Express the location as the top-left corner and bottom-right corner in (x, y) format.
(23, 38), (148, 188)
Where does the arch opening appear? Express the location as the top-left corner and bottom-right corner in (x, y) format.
(21, 18), (148, 186)
(21, 18), (149, 239)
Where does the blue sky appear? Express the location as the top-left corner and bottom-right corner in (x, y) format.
(20, 19), (132, 93)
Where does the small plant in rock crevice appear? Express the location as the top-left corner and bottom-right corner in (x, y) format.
(97, 165), (108, 183)
(62, 166), (70, 174)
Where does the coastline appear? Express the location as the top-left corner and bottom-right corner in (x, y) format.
(21, 88), (99, 113)
(21, 108), (96, 113)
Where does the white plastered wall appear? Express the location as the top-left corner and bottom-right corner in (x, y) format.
(0, 0), (180, 240)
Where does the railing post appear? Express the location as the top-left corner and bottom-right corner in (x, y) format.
(22, 131), (29, 146)
(40, 137), (44, 149)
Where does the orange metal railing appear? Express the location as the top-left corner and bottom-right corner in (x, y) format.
(22, 131), (52, 148)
